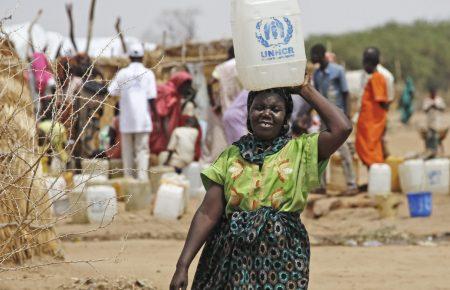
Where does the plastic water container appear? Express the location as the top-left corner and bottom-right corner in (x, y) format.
(81, 159), (109, 180)
(149, 166), (175, 196)
(45, 177), (69, 216)
(182, 162), (202, 197)
(385, 156), (404, 192)
(68, 174), (108, 224)
(109, 159), (124, 179)
(231, 0), (307, 90)
(85, 186), (118, 224)
(368, 164), (391, 196)
(154, 184), (186, 220)
(123, 180), (152, 212)
(407, 192), (432, 217)
(424, 159), (449, 195)
(73, 174), (107, 189)
(161, 173), (190, 211)
(399, 159), (425, 194)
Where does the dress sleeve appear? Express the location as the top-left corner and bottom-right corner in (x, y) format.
(297, 133), (329, 192)
(372, 73), (388, 103)
(201, 148), (230, 190)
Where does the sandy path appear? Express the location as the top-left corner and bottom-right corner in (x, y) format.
(1, 240), (450, 290)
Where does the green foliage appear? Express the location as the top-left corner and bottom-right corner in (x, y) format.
(306, 20), (450, 91)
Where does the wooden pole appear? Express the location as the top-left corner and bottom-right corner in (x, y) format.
(85, 0), (97, 53)
(115, 17), (127, 54)
(27, 9), (43, 54)
(65, 2), (78, 53)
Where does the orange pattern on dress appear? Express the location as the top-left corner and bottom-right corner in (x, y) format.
(229, 160), (244, 180)
(229, 187), (244, 207)
(277, 159), (292, 183)
(269, 188), (285, 209)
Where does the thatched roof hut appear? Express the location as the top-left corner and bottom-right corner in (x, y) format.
(0, 38), (61, 265)
(94, 39), (233, 83)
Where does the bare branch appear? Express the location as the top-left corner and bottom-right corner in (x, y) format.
(27, 9), (43, 54)
(85, 0), (97, 53)
(65, 2), (78, 53)
(114, 17), (127, 54)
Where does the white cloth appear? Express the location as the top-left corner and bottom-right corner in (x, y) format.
(212, 58), (242, 112)
(167, 127), (199, 169)
(423, 96), (446, 130)
(377, 64), (395, 102)
(121, 132), (150, 181)
(108, 62), (157, 133)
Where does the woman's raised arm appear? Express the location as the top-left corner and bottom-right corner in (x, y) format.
(299, 84), (353, 161)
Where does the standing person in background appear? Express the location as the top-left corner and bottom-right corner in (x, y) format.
(400, 77), (415, 124)
(108, 43), (157, 181)
(356, 47), (389, 168)
(355, 61), (395, 121)
(422, 87), (447, 158)
(203, 46), (242, 162)
(311, 44), (357, 195)
(356, 53), (395, 160)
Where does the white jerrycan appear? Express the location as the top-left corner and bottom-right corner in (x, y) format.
(368, 164), (391, 196)
(231, 0), (307, 91)
(424, 159), (450, 195)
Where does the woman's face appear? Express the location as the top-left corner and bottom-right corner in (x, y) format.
(249, 93), (287, 141)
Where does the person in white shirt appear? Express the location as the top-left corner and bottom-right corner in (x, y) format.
(422, 87), (447, 157)
(108, 43), (157, 181)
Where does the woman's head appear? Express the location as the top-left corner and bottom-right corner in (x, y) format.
(247, 88), (293, 141)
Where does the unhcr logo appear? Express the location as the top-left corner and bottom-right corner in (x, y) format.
(256, 17), (295, 61)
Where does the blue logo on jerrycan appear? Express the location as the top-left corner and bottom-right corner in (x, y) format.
(256, 17), (295, 61)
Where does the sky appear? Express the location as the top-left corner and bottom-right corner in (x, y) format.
(2, 0), (450, 44)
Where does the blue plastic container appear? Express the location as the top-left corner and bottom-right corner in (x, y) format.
(407, 192), (432, 218)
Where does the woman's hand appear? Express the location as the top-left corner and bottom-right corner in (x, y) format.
(287, 67), (313, 95)
(170, 266), (188, 290)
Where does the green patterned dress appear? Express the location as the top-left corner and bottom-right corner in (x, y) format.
(192, 133), (327, 290)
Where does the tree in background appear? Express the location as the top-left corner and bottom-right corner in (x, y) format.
(306, 20), (450, 93)
(142, 8), (201, 47)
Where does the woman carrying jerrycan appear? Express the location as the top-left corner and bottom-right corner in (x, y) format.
(170, 0), (352, 289)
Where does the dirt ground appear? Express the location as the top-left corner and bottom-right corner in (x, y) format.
(2, 112), (450, 289)
(1, 240), (450, 290)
